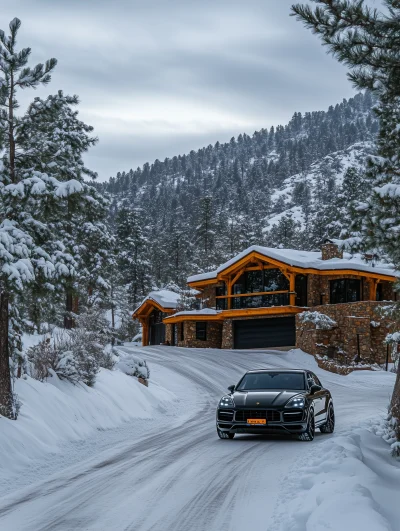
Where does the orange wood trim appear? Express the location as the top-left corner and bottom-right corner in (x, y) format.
(163, 306), (304, 324)
(215, 290), (289, 298)
(369, 278), (379, 301)
(187, 279), (217, 288)
(142, 321), (149, 346)
(133, 299), (176, 319)
(289, 273), (296, 306)
(230, 270), (244, 287)
(227, 278), (232, 310)
(187, 253), (397, 288)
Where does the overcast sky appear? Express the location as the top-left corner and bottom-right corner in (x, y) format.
(4, 0), (364, 181)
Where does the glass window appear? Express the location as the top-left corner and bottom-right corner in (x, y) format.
(246, 271), (263, 293)
(263, 269), (289, 292)
(237, 372), (305, 391)
(376, 283), (383, 301)
(233, 269), (289, 295)
(216, 298), (226, 310)
(330, 279), (361, 304)
(196, 322), (207, 341)
(215, 283), (226, 297)
(295, 275), (308, 306)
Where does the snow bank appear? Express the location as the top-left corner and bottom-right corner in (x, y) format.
(0, 367), (177, 479)
(277, 428), (400, 531)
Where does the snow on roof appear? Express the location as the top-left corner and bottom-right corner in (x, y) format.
(187, 245), (398, 284)
(134, 289), (181, 313)
(164, 308), (221, 319)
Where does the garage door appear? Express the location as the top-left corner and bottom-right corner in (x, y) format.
(233, 317), (295, 349)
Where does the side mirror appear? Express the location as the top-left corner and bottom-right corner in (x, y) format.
(310, 384), (321, 395)
(227, 385), (236, 393)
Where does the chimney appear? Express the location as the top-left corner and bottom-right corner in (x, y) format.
(321, 239), (343, 261)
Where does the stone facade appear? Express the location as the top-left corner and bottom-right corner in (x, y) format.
(296, 301), (393, 364)
(165, 321), (222, 349)
(305, 275), (394, 307)
(321, 242), (343, 260)
(198, 283), (224, 309)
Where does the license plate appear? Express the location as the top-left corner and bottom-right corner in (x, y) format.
(247, 419), (266, 425)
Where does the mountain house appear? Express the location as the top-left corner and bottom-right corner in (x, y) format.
(133, 242), (397, 363)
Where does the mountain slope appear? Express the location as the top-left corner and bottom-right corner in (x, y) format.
(95, 92), (377, 297)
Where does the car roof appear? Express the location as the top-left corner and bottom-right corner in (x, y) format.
(245, 369), (307, 374)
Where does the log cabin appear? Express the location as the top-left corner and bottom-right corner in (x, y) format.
(133, 242), (398, 362)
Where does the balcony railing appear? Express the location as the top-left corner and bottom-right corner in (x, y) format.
(216, 290), (291, 310)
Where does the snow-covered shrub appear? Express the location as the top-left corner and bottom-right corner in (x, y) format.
(27, 335), (80, 383)
(27, 312), (117, 386)
(116, 350), (150, 380)
(298, 311), (337, 330)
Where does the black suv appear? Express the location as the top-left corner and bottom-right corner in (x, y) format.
(216, 369), (334, 441)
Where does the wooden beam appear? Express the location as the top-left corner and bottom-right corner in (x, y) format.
(163, 306), (304, 324)
(289, 273), (296, 306)
(369, 278), (379, 301)
(227, 278), (232, 310)
(215, 290), (289, 298)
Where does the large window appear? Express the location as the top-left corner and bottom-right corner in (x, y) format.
(233, 269), (289, 295)
(330, 279), (361, 304)
(196, 322), (207, 341)
(295, 275), (308, 307)
(216, 283), (227, 310)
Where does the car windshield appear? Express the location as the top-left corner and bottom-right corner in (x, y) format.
(237, 372), (305, 391)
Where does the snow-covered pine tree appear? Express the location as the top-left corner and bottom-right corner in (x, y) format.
(115, 203), (151, 307)
(0, 18), (112, 416)
(196, 196), (215, 270)
(292, 0), (400, 449)
(0, 18), (57, 418)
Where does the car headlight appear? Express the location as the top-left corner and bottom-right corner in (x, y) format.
(219, 396), (234, 407)
(285, 395), (305, 408)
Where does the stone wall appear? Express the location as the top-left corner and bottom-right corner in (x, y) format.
(165, 321), (222, 348)
(321, 242), (343, 260)
(198, 283), (220, 309)
(296, 301), (393, 364)
(307, 274), (378, 307)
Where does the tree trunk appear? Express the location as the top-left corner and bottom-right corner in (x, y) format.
(391, 359), (400, 439)
(0, 291), (13, 418)
(64, 292), (73, 329)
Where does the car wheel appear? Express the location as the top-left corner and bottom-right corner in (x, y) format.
(320, 403), (335, 434)
(298, 408), (315, 441)
(217, 428), (235, 439)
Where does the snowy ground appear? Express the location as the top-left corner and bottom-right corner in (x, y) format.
(0, 345), (398, 531)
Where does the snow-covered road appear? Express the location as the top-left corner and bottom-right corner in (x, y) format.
(0, 346), (397, 531)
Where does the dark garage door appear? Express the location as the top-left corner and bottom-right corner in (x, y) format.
(149, 322), (166, 345)
(233, 317), (295, 349)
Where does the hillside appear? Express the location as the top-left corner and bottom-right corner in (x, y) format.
(96, 92), (377, 296)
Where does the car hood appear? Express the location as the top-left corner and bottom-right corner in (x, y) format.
(232, 390), (305, 408)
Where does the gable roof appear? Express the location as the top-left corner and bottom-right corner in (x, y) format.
(133, 289), (181, 317)
(187, 245), (398, 285)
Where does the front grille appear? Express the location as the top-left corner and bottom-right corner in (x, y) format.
(235, 410), (281, 422)
(283, 410), (304, 422)
(218, 409), (234, 421)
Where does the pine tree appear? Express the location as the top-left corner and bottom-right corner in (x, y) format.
(0, 18), (111, 416)
(115, 204), (151, 307)
(292, 0), (400, 448)
(0, 18), (57, 418)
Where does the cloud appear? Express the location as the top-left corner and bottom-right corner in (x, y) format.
(3, 0), (356, 180)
